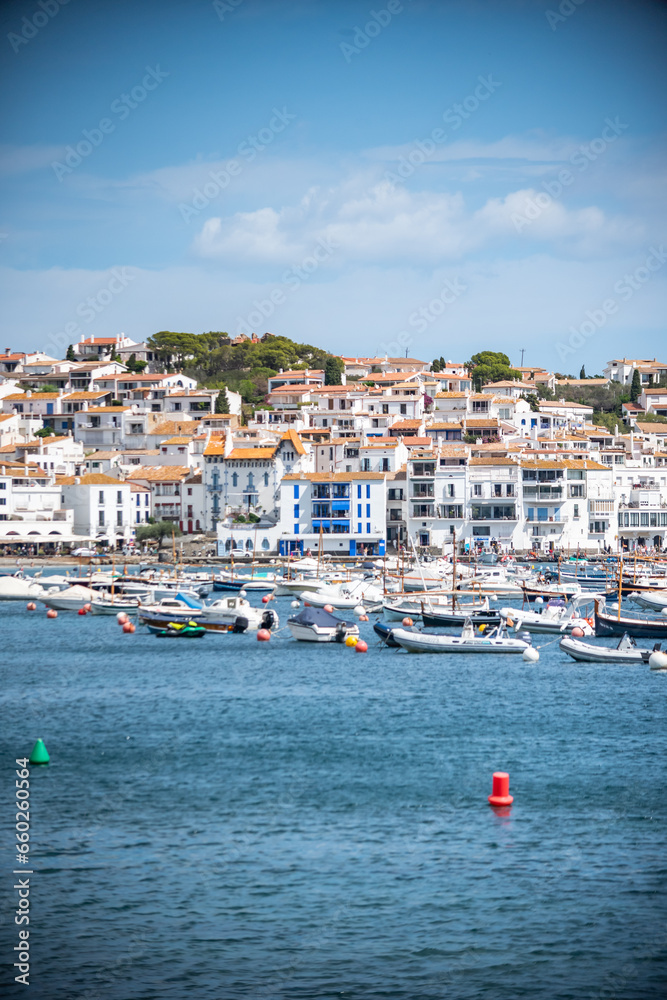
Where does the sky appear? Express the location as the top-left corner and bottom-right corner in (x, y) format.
(0, 0), (665, 373)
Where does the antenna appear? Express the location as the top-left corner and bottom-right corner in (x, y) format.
(520, 348), (525, 367)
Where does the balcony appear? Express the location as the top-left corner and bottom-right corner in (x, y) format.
(471, 505), (517, 521)
(389, 510), (405, 522)
(412, 504), (435, 517)
(523, 486), (563, 499)
(411, 486), (434, 499)
(410, 463), (435, 478)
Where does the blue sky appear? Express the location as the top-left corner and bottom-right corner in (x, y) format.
(0, 0), (665, 372)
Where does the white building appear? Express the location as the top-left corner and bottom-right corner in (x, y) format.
(59, 474), (134, 545)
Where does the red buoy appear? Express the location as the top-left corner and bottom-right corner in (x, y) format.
(122, 621), (133, 633)
(257, 628), (271, 641)
(355, 639), (368, 653)
(78, 608), (87, 615)
(46, 609), (58, 619)
(261, 595), (270, 604)
(488, 771), (514, 807)
(402, 617), (413, 627)
(26, 602), (37, 611)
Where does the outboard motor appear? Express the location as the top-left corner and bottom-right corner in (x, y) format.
(334, 622), (347, 643)
(232, 616), (249, 633)
(517, 630), (532, 645)
(261, 610), (275, 631)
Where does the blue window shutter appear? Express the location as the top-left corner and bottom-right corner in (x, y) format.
(357, 504), (362, 518)
(293, 485), (299, 499)
(366, 503), (370, 518)
(366, 484), (370, 498)
(357, 485), (362, 499)
(366, 523), (371, 534)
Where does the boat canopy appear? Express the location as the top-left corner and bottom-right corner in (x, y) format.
(288, 606), (356, 628)
(175, 592), (202, 609)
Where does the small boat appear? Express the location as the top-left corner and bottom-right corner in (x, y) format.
(559, 632), (659, 664)
(521, 582), (582, 603)
(0, 576), (45, 601)
(89, 595), (142, 615)
(287, 606), (359, 643)
(138, 594), (277, 633)
(499, 597), (594, 635)
(629, 590), (667, 612)
(148, 620), (207, 638)
(421, 606), (501, 628)
(391, 619), (532, 654)
(594, 598), (667, 639)
(40, 584), (97, 610)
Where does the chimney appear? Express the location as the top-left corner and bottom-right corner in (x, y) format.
(74, 476), (80, 485)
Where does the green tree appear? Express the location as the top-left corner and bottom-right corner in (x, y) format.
(147, 332), (204, 370)
(126, 353), (147, 374)
(215, 387), (231, 413)
(239, 379), (259, 404)
(37, 384), (59, 393)
(135, 520), (182, 550)
(467, 351), (523, 391)
(431, 358), (441, 372)
(34, 426), (54, 437)
(66, 344), (76, 361)
(630, 368), (642, 402)
(579, 365), (586, 379)
(324, 355), (344, 385)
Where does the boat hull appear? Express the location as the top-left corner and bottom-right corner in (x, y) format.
(391, 628), (530, 654)
(559, 636), (652, 663)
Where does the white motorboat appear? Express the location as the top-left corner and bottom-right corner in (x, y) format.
(391, 619), (531, 654)
(0, 576), (45, 600)
(40, 584), (97, 610)
(286, 606), (359, 643)
(138, 594), (277, 633)
(499, 597), (595, 635)
(89, 595), (143, 615)
(302, 578), (383, 611)
(629, 590), (667, 612)
(559, 633), (659, 664)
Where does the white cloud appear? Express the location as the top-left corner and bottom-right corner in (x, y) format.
(0, 144), (65, 177)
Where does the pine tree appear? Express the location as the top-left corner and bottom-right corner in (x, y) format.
(579, 365), (586, 379)
(215, 387), (231, 413)
(324, 356), (344, 385)
(66, 344), (76, 361)
(630, 368), (642, 402)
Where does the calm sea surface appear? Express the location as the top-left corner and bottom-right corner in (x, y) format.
(2, 588), (666, 999)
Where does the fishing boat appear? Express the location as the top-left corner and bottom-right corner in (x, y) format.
(89, 595), (143, 615)
(286, 606), (359, 643)
(593, 598), (667, 639)
(147, 620), (207, 638)
(499, 597), (595, 635)
(391, 619), (532, 654)
(520, 582), (583, 603)
(420, 605), (501, 628)
(559, 632), (660, 664)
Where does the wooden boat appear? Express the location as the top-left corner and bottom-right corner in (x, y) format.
(391, 619), (531, 654)
(287, 606), (359, 643)
(593, 599), (667, 639)
(559, 633), (660, 664)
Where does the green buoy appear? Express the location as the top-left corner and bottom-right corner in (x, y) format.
(29, 739), (50, 765)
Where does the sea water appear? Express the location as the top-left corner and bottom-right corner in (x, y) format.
(2, 596), (666, 999)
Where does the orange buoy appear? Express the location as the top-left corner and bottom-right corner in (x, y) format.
(571, 626), (584, 637)
(77, 608), (87, 616)
(46, 609), (58, 619)
(257, 628), (271, 641)
(128, 623), (136, 633)
(324, 604), (334, 613)
(355, 639), (368, 653)
(83, 603), (92, 612)
(26, 602), (37, 611)
(359, 614), (369, 622)
(122, 621), (133, 633)
(117, 612), (129, 625)
(261, 595), (270, 604)
(402, 617), (413, 627)
(488, 771), (514, 807)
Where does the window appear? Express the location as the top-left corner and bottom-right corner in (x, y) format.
(116, 511), (123, 526)
(362, 458), (371, 472)
(381, 458), (389, 472)
(494, 484), (502, 497)
(232, 473), (238, 487)
(264, 473), (269, 487)
(506, 484), (514, 496)
(382, 404), (389, 414)
(116, 491), (122, 505)
(366, 485), (370, 499)
(573, 504), (579, 518)
(188, 488), (192, 496)
(447, 484), (455, 497)
(98, 491), (105, 504)
(98, 511), (104, 526)
(473, 484), (482, 497)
